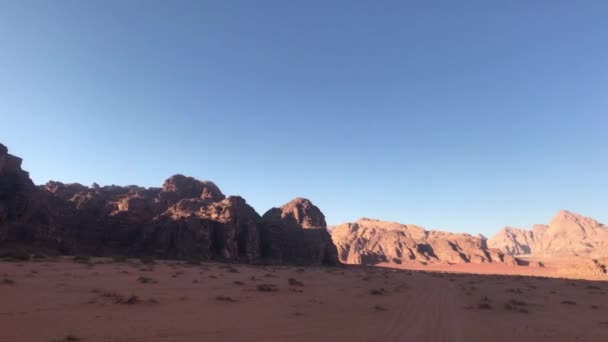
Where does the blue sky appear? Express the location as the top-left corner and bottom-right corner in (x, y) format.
(1, 1), (607, 235)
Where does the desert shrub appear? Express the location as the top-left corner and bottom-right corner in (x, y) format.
(1, 278), (15, 285)
(121, 295), (140, 305)
(370, 288), (385, 295)
(215, 295), (236, 302)
(373, 305), (387, 311)
(561, 300), (576, 305)
(256, 284), (278, 292)
(137, 276), (157, 284)
(112, 255), (128, 262)
(288, 278), (304, 287)
(73, 255), (91, 263)
(139, 256), (156, 265)
(233, 281), (244, 286)
(0, 249), (30, 261)
(477, 303), (492, 310)
(51, 334), (82, 342)
(508, 299), (528, 306)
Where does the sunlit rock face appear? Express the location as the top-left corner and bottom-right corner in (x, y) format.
(332, 218), (517, 266)
(489, 211), (608, 258)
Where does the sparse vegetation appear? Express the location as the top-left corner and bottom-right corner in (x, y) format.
(139, 256), (155, 265)
(122, 295), (140, 305)
(137, 276), (157, 284)
(97, 291), (140, 305)
(0, 249), (30, 261)
(112, 255), (128, 262)
(2, 277), (15, 285)
(477, 303), (492, 310)
(477, 296), (492, 310)
(51, 334), (82, 342)
(373, 305), (387, 311)
(561, 300), (577, 305)
(257, 284), (278, 292)
(73, 255), (91, 263)
(288, 278), (304, 287)
(233, 280), (245, 286)
(216, 295), (236, 302)
(370, 288), (386, 295)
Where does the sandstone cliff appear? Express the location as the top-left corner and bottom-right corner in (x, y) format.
(331, 218), (516, 266)
(0, 143), (339, 265)
(488, 210), (608, 257)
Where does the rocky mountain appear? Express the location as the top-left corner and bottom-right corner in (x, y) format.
(0, 143), (338, 266)
(261, 198), (339, 265)
(331, 218), (517, 266)
(488, 210), (608, 257)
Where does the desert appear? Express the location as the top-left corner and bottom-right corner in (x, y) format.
(2, 256), (608, 342)
(3, 142), (608, 341)
(3, 2), (607, 341)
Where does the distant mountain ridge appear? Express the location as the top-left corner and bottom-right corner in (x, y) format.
(331, 218), (517, 266)
(488, 210), (608, 257)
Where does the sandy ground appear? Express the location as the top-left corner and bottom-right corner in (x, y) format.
(2, 258), (608, 342)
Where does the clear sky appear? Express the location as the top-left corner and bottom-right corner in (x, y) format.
(1, 1), (607, 235)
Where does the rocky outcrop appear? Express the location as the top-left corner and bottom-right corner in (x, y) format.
(489, 211), (608, 257)
(486, 225), (547, 255)
(0, 143), (338, 265)
(0, 144), (49, 243)
(261, 198), (340, 265)
(331, 218), (517, 266)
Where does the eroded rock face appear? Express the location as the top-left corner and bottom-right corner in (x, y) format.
(261, 198), (340, 266)
(0, 143), (336, 265)
(488, 211), (608, 257)
(0, 144), (47, 242)
(331, 218), (516, 266)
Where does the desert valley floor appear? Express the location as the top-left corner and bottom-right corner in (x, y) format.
(2, 258), (608, 342)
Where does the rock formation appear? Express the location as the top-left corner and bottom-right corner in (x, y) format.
(0, 143), (339, 265)
(331, 218), (517, 266)
(488, 210), (608, 257)
(261, 198), (339, 265)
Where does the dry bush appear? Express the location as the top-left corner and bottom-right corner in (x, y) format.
(0, 249), (30, 261)
(288, 278), (304, 287)
(139, 256), (156, 265)
(256, 284), (278, 292)
(216, 295), (236, 302)
(137, 276), (157, 284)
(2, 278), (15, 285)
(477, 296), (492, 310)
(370, 288), (386, 295)
(112, 255), (128, 262)
(477, 303), (492, 310)
(51, 334), (82, 342)
(73, 255), (91, 264)
(98, 291), (140, 305)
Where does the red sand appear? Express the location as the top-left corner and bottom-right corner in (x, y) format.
(1, 258), (608, 342)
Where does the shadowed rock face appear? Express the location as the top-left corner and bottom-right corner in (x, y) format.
(489, 211), (608, 257)
(261, 198), (340, 265)
(331, 218), (517, 266)
(0, 143), (339, 265)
